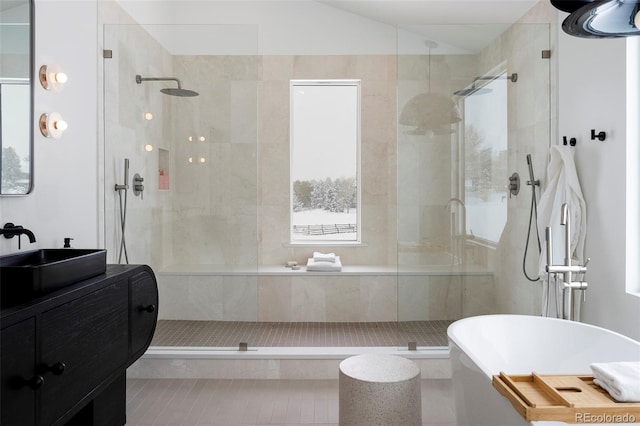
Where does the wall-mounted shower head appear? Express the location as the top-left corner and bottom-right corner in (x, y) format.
(135, 75), (199, 97)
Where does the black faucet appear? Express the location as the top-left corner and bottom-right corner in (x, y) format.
(1, 223), (37, 244)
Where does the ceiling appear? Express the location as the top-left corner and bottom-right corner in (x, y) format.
(114, 0), (543, 55)
(320, 0), (539, 25)
(320, 0), (539, 52)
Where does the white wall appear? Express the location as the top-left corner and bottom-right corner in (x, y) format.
(0, 0), (99, 255)
(557, 14), (640, 340)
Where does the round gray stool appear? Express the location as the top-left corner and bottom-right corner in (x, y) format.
(339, 354), (421, 426)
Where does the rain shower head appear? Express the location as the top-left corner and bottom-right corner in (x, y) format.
(135, 75), (199, 97)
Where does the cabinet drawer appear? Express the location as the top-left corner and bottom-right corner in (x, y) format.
(1, 318), (37, 426)
(130, 270), (158, 360)
(40, 280), (128, 425)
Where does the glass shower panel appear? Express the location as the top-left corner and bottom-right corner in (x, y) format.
(462, 73), (508, 244)
(396, 23), (550, 350)
(103, 23), (260, 350)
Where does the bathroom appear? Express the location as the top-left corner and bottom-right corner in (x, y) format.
(1, 0), (639, 424)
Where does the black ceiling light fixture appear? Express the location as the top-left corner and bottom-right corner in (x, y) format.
(551, 0), (640, 38)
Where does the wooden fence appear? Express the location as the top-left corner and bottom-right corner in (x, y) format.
(293, 224), (356, 236)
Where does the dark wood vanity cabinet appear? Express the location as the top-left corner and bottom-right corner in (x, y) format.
(129, 271), (159, 360)
(0, 265), (158, 426)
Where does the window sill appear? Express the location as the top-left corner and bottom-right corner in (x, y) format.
(284, 242), (368, 248)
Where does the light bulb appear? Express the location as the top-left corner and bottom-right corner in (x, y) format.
(188, 157), (193, 163)
(39, 112), (68, 139)
(145, 144), (154, 152)
(144, 112), (153, 120)
(199, 157), (206, 163)
(54, 120), (68, 131)
(199, 136), (206, 142)
(39, 65), (67, 91)
(188, 136), (193, 142)
(53, 72), (68, 84)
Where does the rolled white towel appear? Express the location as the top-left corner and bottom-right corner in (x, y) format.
(590, 361), (640, 402)
(306, 256), (342, 272)
(313, 251), (336, 263)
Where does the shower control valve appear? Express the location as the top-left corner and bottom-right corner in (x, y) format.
(133, 173), (145, 200)
(508, 172), (520, 198)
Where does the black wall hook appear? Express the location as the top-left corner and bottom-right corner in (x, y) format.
(591, 129), (606, 141)
(563, 136), (577, 146)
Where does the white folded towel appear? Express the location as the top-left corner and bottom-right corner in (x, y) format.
(313, 251), (336, 263)
(590, 361), (640, 402)
(306, 256), (342, 272)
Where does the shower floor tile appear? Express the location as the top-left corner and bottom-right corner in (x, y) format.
(151, 320), (453, 348)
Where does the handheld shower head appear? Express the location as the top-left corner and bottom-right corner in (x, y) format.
(124, 158), (130, 187)
(561, 203), (569, 226)
(526, 154), (539, 186)
(135, 75), (199, 97)
(115, 158), (130, 192)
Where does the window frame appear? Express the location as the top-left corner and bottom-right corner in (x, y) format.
(289, 79), (362, 245)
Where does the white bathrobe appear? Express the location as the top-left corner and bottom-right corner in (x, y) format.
(536, 145), (587, 317)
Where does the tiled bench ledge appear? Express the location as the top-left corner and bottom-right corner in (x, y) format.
(158, 264), (493, 277)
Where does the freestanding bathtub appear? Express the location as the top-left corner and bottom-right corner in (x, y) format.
(448, 315), (640, 426)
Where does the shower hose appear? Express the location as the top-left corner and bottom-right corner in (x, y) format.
(118, 188), (129, 264)
(522, 181), (541, 282)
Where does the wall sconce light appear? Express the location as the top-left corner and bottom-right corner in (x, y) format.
(39, 112), (68, 139)
(39, 65), (68, 91)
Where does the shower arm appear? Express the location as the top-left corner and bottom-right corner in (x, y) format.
(135, 75), (184, 89)
(454, 73), (518, 96)
(474, 73), (518, 84)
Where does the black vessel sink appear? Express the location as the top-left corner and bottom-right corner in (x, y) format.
(0, 249), (107, 307)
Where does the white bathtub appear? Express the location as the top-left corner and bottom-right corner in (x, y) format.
(448, 314), (640, 426)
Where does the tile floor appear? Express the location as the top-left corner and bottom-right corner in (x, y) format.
(125, 378), (457, 425)
(150, 320), (453, 348)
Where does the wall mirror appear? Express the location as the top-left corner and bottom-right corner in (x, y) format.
(0, 0), (33, 195)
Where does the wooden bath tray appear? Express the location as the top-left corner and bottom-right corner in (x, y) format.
(492, 372), (640, 423)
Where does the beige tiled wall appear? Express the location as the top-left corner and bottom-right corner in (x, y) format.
(257, 55), (398, 267)
(162, 54), (398, 269)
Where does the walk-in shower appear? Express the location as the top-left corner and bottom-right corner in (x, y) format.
(103, 9), (552, 352)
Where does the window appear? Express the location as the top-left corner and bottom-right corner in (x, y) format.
(462, 73), (508, 244)
(290, 80), (361, 243)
